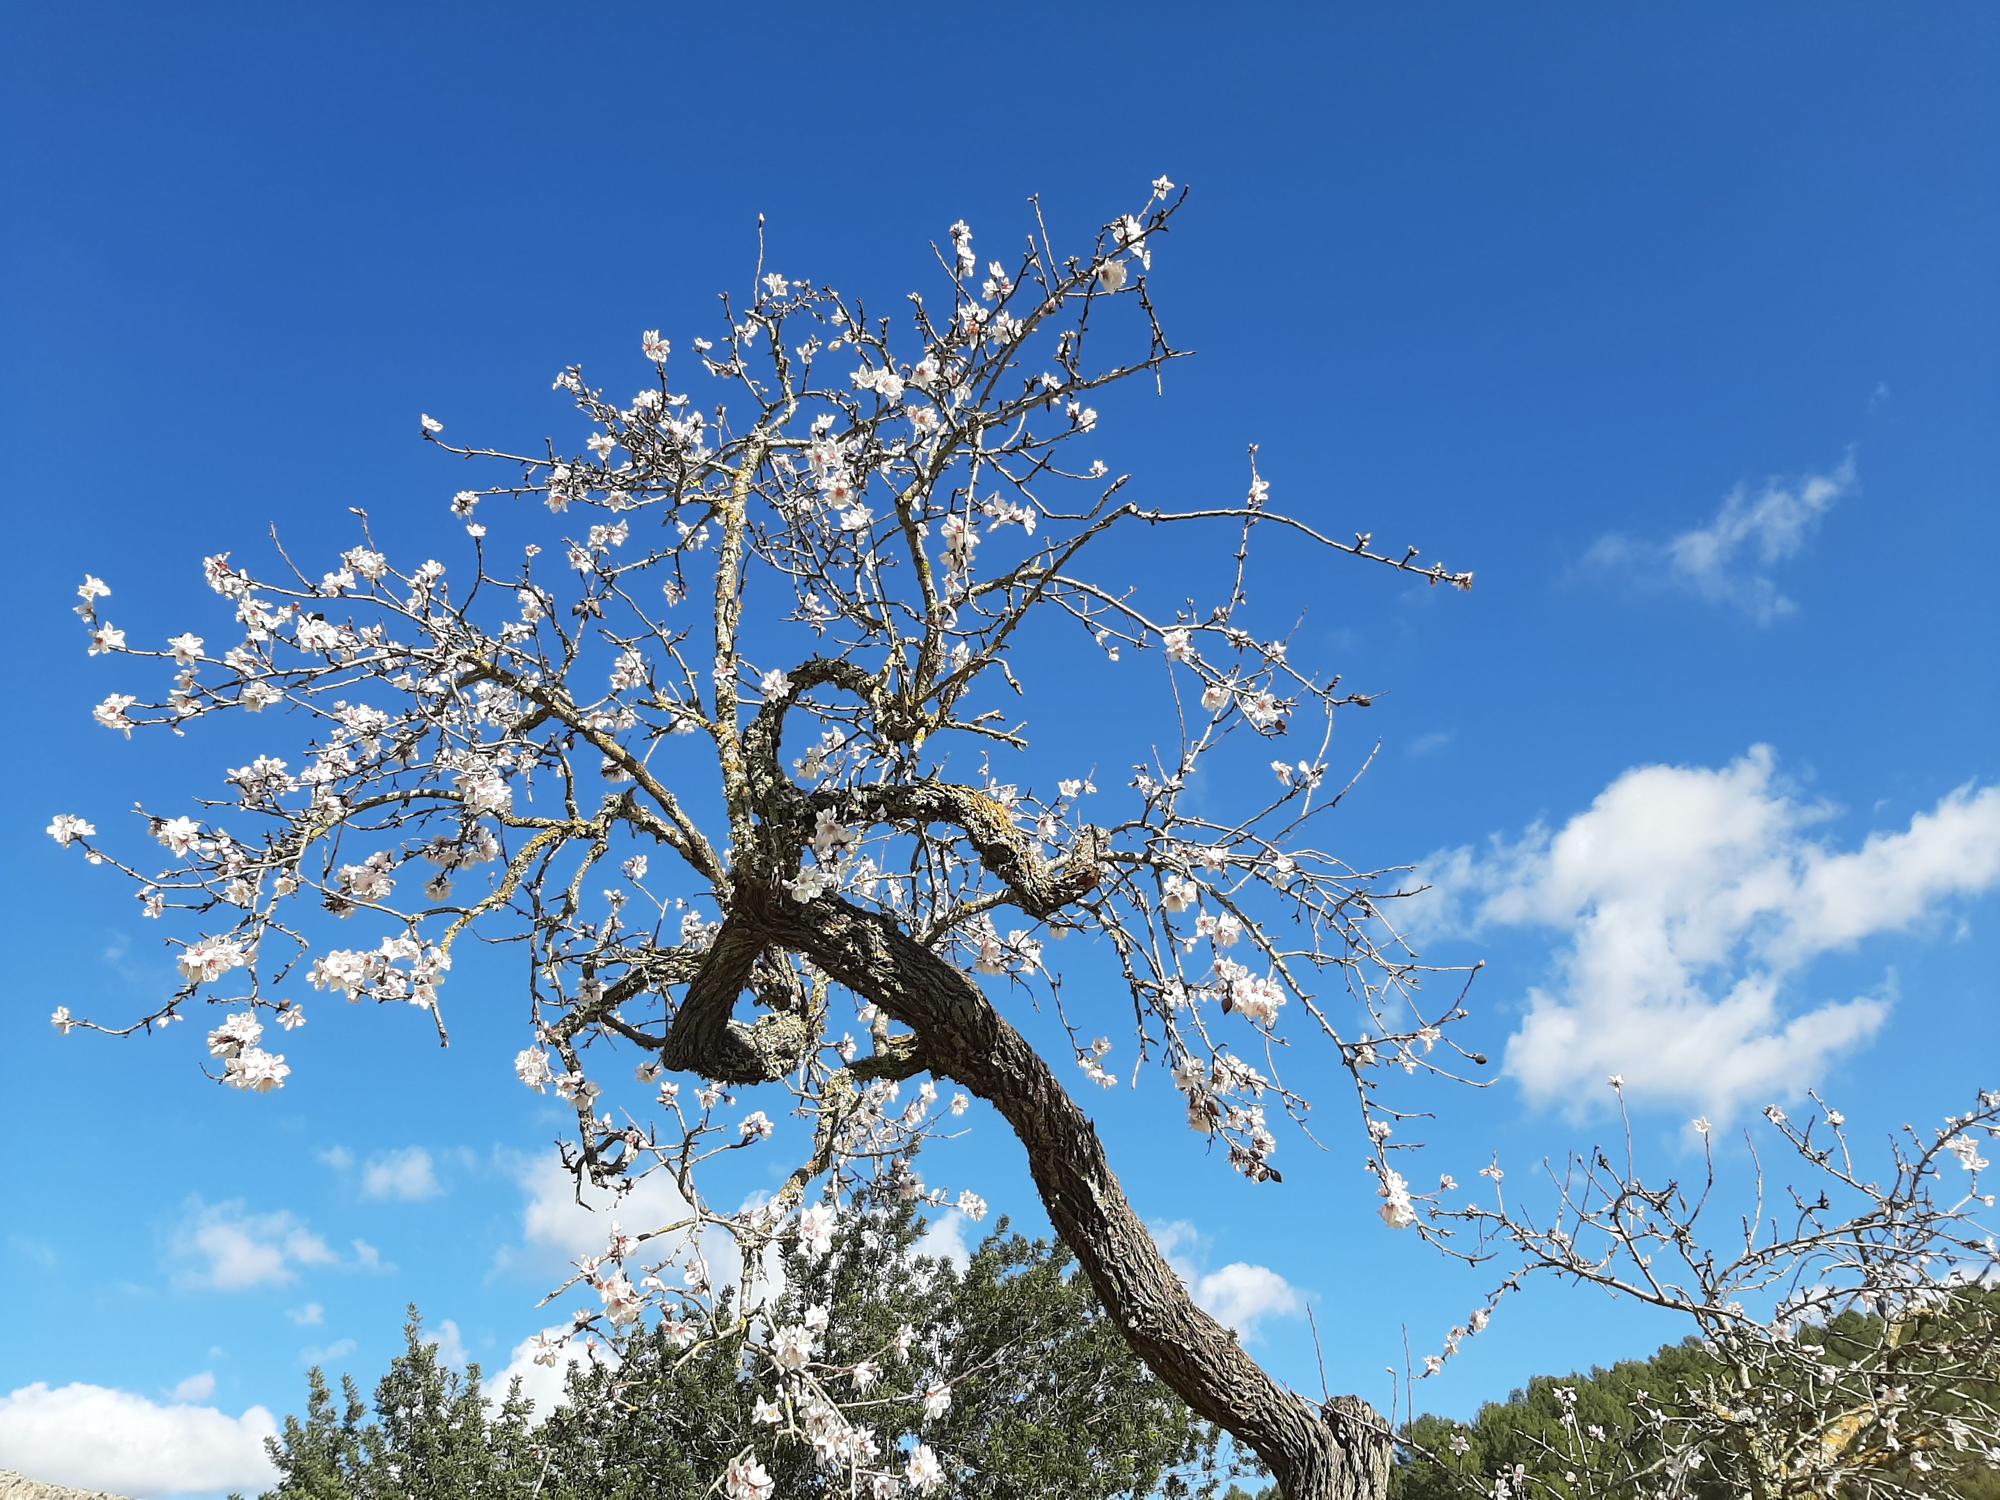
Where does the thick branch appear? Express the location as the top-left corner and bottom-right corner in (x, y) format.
(758, 890), (1389, 1500)
(656, 915), (811, 1085)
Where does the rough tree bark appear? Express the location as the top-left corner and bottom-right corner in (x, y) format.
(720, 883), (1397, 1500)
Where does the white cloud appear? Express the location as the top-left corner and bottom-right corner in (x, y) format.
(488, 1327), (607, 1418)
(170, 1199), (338, 1291)
(1194, 1263), (1303, 1338)
(514, 1154), (695, 1267)
(1418, 748), (2000, 1116)
(169, 1371), (214, 1403)
(1149, 1219), (1303, 1342)
(507, 1153), (778, 1307)
(300, 1337), (358, 1366)
(0, 1380), (277, 1495)
(317, 1145), (355, 1172)
(1586, 453), (1856, 623)
(360, 1146), (443, 1202)
(428, 1319), (468, 1370)
(915, 1211), (971, 1271)
(287, 1302), (325, 1326)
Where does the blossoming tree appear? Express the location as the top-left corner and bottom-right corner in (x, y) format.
(1404, 1089), (2000, 1499)
(54, 178), (1489, 1500)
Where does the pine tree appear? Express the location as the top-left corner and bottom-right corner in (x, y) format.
(257, 1204), (1251, 1500)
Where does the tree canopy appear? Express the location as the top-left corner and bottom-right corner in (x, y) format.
(253, 1190), (1248, 1500)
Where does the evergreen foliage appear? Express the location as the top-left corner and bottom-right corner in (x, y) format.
(1393, 1289), (2000, 1500)
(251, 1197), (1244, 1499)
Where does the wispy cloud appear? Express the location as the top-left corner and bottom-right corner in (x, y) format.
(359, 1146), (444, 1202)
(1585, 453), (1856, 623)
(299, 1337), (358, 1366)
(1416, 747), (2000, 1117)
(166, 1199), (390, 1290)
(169, 1199), (338, 1291)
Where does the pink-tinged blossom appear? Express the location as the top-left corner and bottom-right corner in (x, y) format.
(770, 1323), (814, 1371)
(456, 768), (512, 817)
(177, 935), (251, 987)
(89, 623), (126, 655)
(948, 219), (975, 279)
(811, 810), (856, 858)
(207, 1012), (263, 1059)
(1240, 690), (1284, 731)
(596, 1272), (643, 1325)
(1378, 1168), (1417, 1230)
(724, 1457), (775, 1500)
(642, 329), (671, 363)
(797, 1202), (836, 1261)
(937, 512), (976, 572)
(155, 816), (203, 857)
(224, 1046), (291, 1092)
(46, 815), (95, 847)
(1228, 970), (1285, 1026)
(905, 1444), (944, 1492)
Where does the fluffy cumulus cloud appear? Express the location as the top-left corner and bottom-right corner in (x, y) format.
(512, 1154), (695, 1269)
(1193, 1263), (1304, 1337)
(170, 1198), (339, 1290)
(488, 1326), (609, 1418)
(914, 1210), (972, 1271)
(507, 1153), (780, 1309)
(1152, 1221), (1303, 1341)
(1585, 453), (1856, 623)
(0, 1380), (277, 1495)
(1417, 747), (2000, 1116)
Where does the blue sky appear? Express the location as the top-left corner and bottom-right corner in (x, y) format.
(4, 5), (1997, 1495)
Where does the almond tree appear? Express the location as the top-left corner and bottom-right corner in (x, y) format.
(1399, 1090), (2000, 1499)
(50, 181), (1482, 1500)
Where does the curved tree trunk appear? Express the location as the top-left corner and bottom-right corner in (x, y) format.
(756, 891), (1394, 1500)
